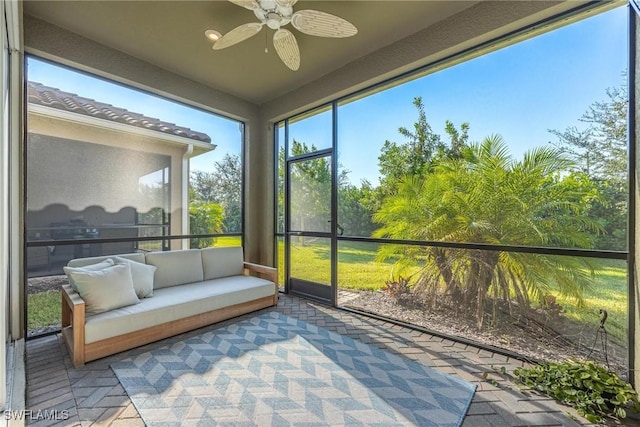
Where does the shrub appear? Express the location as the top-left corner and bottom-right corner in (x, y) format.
(382, 276), (413, 305)
(514, 360), (639, 423)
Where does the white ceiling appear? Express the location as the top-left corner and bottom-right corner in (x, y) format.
(23, 1), (479, 105)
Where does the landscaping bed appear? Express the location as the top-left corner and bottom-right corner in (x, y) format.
(342, 289), (628, 380)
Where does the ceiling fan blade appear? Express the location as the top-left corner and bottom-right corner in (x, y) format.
(291, 9), (357, 38)
(228, 0), (259, 10)
(273, 28), (300, 71)
(213, 23), (263, 50)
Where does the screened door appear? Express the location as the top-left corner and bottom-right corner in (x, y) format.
(286, 150), (335, 303)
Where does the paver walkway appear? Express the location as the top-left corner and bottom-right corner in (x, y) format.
(25, 293), (603, 426)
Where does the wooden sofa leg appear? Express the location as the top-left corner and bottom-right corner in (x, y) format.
(72, 303), (86, 367)
(61, 292), (70, 328)
(62, 285), (87, 367)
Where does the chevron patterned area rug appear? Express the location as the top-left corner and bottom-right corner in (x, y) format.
(111, 312), (476, 426)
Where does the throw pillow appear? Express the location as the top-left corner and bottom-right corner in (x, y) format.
(63, 258), (115, 291)
(66, 263), (140, 314)
(112, 256), (155, 298)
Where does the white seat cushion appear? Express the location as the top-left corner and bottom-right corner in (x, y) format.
(84, 276), (275, 343)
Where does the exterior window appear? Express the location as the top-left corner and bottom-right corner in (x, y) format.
(276, 6), (630, 377)
(25, 57), (243, 336)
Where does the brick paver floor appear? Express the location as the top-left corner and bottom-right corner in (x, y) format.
(25, 293), (610, 426)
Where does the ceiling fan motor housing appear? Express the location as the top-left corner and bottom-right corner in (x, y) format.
(254, 0), (292, 30)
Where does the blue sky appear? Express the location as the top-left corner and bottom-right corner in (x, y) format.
(300, 5), (628, 184)
(28, 5), (627, 185)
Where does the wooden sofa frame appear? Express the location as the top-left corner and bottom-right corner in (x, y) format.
(61, 262), (278, 367)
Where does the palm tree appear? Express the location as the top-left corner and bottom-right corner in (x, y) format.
(374, 136), (602, 329)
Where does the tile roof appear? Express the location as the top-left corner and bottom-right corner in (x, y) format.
(27, 82), (211, 143)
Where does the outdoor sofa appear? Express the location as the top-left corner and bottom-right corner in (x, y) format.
(60, 246), (278, 367)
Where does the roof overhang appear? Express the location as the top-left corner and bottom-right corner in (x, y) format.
(28, 103), (216, 158)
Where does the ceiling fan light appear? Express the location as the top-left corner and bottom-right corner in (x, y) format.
(266, 13), (281, 30)
(253, 8), (266, 20)
(204, 29), (222, 42)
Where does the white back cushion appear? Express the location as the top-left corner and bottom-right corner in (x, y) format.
(201, 246), (244, 280)
(66, 263), (140, 314)
(113, 256), (155, 298)
(63, 259), (115, 291)
(145, 249), (204, 289)
(67, 252), (145, 268)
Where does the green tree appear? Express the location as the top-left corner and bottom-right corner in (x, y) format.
(289, 141), (334, 232)
(279, 141), (351, 233)
(190, 153), (242, 232)
(189, 197), (224, 248)
(378, 96), (468, 194)
(338, 179), (378, 236)
(374, 136), (601, 329)
(276, 147), (286, 233)
(550, 79), (627, 250)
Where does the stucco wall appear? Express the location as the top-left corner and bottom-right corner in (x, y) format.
(26, 132), (181, 267)
(27, 134), (172, 214)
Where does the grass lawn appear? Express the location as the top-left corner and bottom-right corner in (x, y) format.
(278, 239), (405, 290)
(550, 259), (628, 345)
(28, 290), (60, 330)
(278, 239), (628, 344)
(213, 235), (242, 246)
(140, 235), (243, 252)
(190, 235), (243, 249)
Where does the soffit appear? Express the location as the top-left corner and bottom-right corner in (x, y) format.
(23, 1), (479, 105)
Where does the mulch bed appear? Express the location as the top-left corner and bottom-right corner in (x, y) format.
(28, 275), (69, 294)
(342, 290), (628, 380)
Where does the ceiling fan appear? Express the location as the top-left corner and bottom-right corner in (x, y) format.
(209, 0), (358, 71)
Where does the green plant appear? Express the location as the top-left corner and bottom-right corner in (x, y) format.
(374, 136), (602, 330)
(514, 360), (639, 423)
(189, 200), (224, 248)
(381, 275), (413, 304)
(28, 290), (61, 330)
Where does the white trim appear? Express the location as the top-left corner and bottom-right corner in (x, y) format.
(4, 1), (20, 53)
(182, 144), (193, 248)
(4, 6), (23, 419)
(8, 18), (21, 342)
(28, 103), (216, 155)
(0, 0), (9, 412)
(4, 340), (24, 427)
